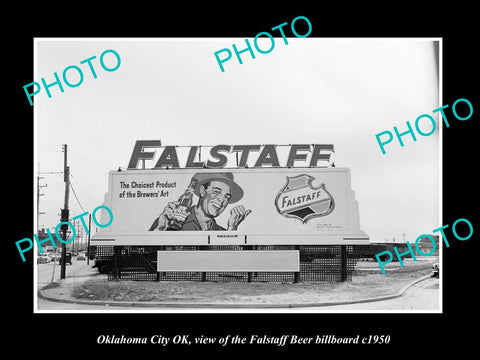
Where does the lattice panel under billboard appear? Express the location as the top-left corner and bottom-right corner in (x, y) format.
(102, 245), (359, 282)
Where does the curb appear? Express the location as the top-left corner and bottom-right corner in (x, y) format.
(37, 274), (434, 309)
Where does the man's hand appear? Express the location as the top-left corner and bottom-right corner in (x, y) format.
(227, 205), (252, 231)
(155, 201), (189, 230)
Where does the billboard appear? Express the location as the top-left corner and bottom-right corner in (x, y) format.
(92, 167), (369, 246)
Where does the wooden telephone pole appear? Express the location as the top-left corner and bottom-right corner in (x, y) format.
(37, 163), (47, 230)
(60, 144), (70, 280)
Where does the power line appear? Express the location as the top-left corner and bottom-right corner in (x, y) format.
(38, 144), (62, 149)
(38, 145), (63, 154)
(70, 149), (104, 171)
(69, 181), (86, 213)
(69, 173), (100, 204)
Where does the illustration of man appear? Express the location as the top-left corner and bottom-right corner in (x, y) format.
(149, 172), (251, 231)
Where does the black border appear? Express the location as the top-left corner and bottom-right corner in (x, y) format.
(6, 4), (478, 355)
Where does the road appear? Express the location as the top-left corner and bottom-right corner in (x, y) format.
(37, 297), (134, 311)
(36, 258), (125, 311)
(292, 276), (440, 311)
(36, 257), (97, 287)
(36, 266), (440, 312)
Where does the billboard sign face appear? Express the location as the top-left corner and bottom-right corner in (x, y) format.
(92, 167), (368, 246)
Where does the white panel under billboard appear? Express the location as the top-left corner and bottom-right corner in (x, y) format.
(157, 250), (300, 272)
(92, 167), (369, 245)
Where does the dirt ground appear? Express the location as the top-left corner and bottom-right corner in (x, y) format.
(69, 258), (437, 304)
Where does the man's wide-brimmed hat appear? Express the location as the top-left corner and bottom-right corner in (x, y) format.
(192, 172), (243, 204)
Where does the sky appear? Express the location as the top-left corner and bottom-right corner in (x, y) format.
(35, 38), (440, 243)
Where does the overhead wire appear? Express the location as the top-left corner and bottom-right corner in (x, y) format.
(69, 173), (100, 204)
(69, 181), (86, 213)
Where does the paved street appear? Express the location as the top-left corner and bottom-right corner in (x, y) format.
(37, 297), (134, 311)
(36, 256), (96, 286)
(291, 276), (440, 311)
(36, 255), (440, 311)
(36, 257), (111, 311)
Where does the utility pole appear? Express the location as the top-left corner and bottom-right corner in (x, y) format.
(73, 218), (77, 253)
(76, 220), (80, 252)
(87, 214), (92, 265)
(60, 144), (70, 280)
(50, 226), (57, 283)
(37, 163), (47, 231)
(402, 233), (406, 243)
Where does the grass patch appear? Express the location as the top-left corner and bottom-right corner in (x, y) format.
(71, 260), (435, 304)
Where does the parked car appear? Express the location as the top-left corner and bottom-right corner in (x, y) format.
(48, 253), (59, 262)
(77, 254), (86, 261)
(37, 255), (51, 264)
(88, 247), (96, 260)
(432, 263), (439, 278)
(94, 256), (112, 274)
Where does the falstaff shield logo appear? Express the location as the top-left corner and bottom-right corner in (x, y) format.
(275, 174), (335, 223)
